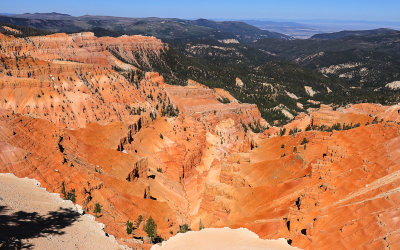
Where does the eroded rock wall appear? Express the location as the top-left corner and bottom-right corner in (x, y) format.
(0, 31), (399, 249)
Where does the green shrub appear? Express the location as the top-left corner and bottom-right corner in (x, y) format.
(249, 121), (266, 133)
(126, 220), (133, 234)
(67, 189), (76, 203)
(300, 138), (309, 145)
(136, 215), (143, 227)
(241, 122), (248, 133)
(179, 223), (191, 233)
(93, 203), (101, 217)
(217, 97), (230, 104)
(145, 216), (157, 242)
(199, 220), (204, 230)
(61, 181), (76, 203)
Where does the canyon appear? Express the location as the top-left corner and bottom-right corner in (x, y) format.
(0, 31), (400, 249)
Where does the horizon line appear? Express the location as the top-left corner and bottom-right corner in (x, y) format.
(3, 12), (400, 24)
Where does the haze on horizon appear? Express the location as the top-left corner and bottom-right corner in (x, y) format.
(2, 0), (400, 23)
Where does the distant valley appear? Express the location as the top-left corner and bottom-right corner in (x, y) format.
(241, 19), (400, 39)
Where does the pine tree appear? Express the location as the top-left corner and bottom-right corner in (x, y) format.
(67, 189), (76, 203)
(144, 216), (157, 243)
(93, 203), (102, 217)
(126, 220), (133, 234)
(136, 215), (143, 227)
(61, 181), (67, 199)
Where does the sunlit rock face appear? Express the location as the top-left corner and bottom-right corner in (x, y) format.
(0, 32), (165, 128)
(1, 31), (400, 249)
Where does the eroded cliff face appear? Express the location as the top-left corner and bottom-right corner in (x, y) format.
(0, 31), (400, 249)
(0, 32), (165, 128)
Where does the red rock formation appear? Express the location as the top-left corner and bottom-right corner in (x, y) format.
(0, 32), (165, 128)
(0, 31), (399, 249)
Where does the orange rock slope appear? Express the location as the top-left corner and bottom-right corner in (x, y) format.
(0, 31), (400, 249)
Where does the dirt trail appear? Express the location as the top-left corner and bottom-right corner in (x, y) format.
(0, 173), (126, 249)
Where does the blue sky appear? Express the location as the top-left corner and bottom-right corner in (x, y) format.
(2, 0), (400, 21)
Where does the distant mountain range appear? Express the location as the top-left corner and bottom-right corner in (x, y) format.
(0, 12), (290, 43)
(11, 12), (75, 20)
(311, 28), (399, 39)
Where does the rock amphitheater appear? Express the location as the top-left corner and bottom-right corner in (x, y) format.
(0, 31), (399, 249)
